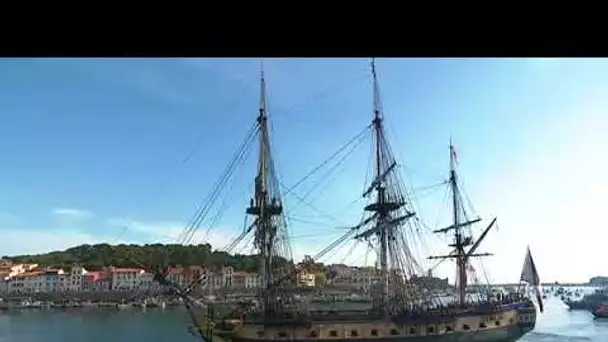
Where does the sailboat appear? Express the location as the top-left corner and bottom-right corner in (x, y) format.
(157, 59), (543, 342)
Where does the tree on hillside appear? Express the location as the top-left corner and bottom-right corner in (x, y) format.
(299, 254), (327, 275)
(3, 243), (265, 271)
(2, 243), (336, 275)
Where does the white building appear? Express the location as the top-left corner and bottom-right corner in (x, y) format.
(204, 266), (234, 289)
(139, 272), (162, 292)
(110, 267), (145, 291)
(67, 266), (87, 292)
(223, 266), (233, 288)
(326, 265), (379, 290)
(9, 271), (44, 294)
(245, 273), (260, 288)
(232, 271), (260, 289)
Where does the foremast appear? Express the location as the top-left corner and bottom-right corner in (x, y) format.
(246, 66), (292, 317)
(353, 59), (415, 316)
(428, 141), (497, 307)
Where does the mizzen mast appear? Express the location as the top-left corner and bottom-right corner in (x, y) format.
(429, 141), (494, 307)
(448, 141), (470, 307)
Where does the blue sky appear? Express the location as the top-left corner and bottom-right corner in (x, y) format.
(0, 58), (606, 284)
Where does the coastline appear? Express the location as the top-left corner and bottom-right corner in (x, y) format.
(0, 291), (183, 311)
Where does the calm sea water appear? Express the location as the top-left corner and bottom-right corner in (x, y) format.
(0, 297), (606, 342)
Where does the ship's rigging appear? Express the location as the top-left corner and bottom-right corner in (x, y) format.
(101, 58), (543, 342)
(209, 59), (456, 320)
(428, 141), (498, 306)
(154, 60), (473, 313)
(246, 67), (294, 316)
(350, 59), (425, 315)
(140, 60), (430, 324)
(163, 65), (380, 323)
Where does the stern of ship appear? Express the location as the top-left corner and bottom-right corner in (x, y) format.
(514, 299), (537, 337)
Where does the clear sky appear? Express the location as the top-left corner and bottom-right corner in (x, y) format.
(0, 58), (605, 284)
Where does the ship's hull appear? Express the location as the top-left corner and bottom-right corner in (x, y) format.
(218, 303), (536, 342)
(231, 324), (531, 342)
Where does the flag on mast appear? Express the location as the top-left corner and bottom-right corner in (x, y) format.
(449, 138), (459, 166)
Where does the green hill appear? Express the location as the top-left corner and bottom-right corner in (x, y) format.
(2, 243), (265, 272)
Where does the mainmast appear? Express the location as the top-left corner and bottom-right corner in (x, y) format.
(353, 59), (412, 316)
(246, 66), (284, 316)
(372, 59), (389, 314)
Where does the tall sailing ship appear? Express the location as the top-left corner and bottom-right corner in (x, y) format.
(158, 59), (543, 342)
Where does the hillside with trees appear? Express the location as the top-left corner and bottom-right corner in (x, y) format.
(2, 243), (283, 272)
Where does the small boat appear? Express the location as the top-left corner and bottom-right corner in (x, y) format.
(564, 289), (608, 311)
(116, 303), (131, 310)
(592, 303), (608, 318)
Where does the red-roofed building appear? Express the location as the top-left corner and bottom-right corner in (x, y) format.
(83, 271), (102, 291)
(166, 266), (185, 288)
(92, 269), (113, 292)
(184, 265), (204, 288)
(232, 271), (248, 288)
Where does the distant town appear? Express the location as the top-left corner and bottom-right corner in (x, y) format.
(0, 259), (454, 300)
(0, 243), (604, 297)
(0, 259), (453, 296)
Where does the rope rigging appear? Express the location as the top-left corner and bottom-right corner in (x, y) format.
(111, 79), (258, 244)
(283, 124), (372, 197)
(178, 121), (258, 246)
(101, 69), (403, 341)
(272, 73), (370, 118)
(298, 133), (367, 205)
(100, 60), (519, 342)
(218, 220), (369, 321)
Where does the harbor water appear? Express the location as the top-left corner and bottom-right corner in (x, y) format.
(0, 297), (606, 342)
